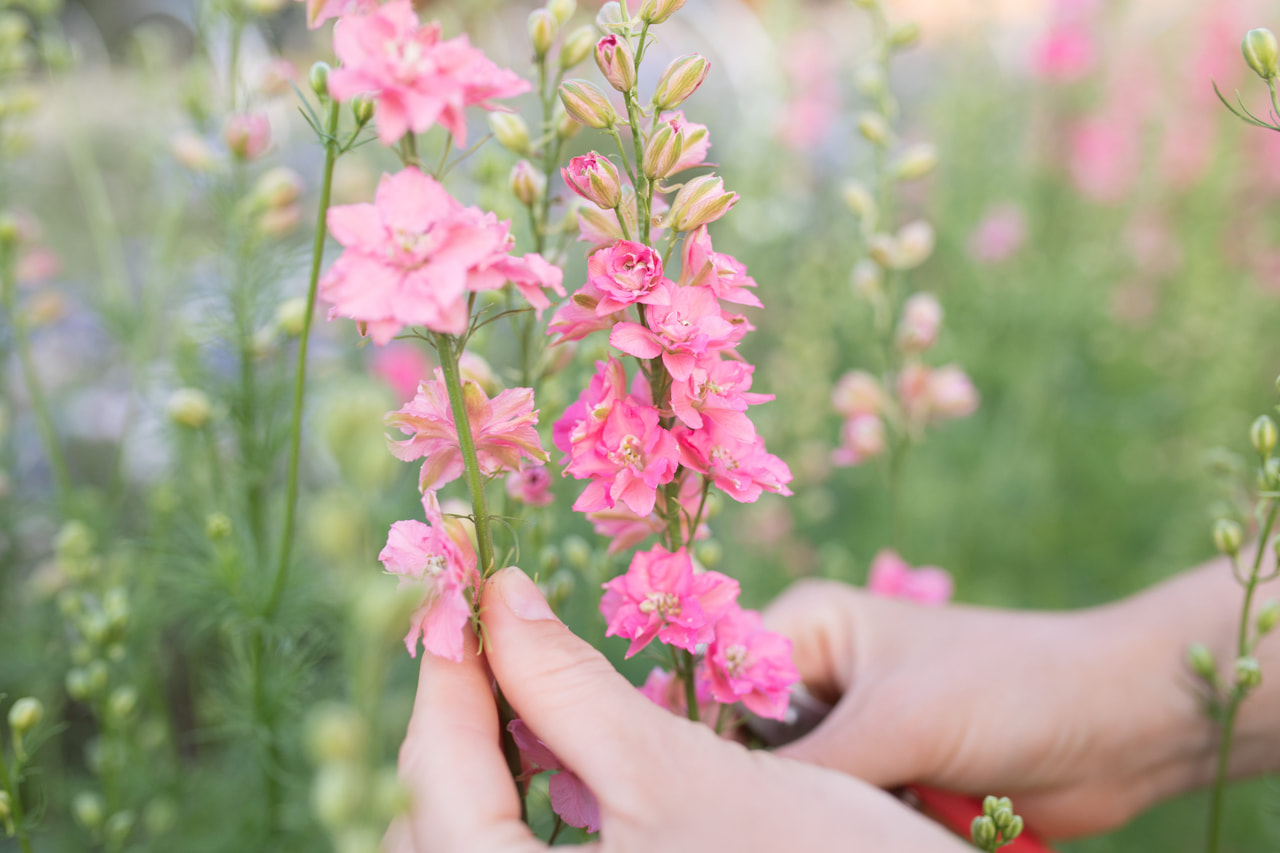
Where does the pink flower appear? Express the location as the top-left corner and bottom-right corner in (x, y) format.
(898, 364), (979, 424)
(1030, 25), (1096, 82)
(387, 369), (548, 491)
(379, 493), (479, 661)
(224, 113), (270, 160)
(562, 152), (624, 210)
(1067, 117), (1139, 204)
(506, 464), (554, 507)
(669, 356), (772, 435)
(547, 278), (623, 345)
(896, 292), (943, 353)
(372, 344), (432, 402)
(610, 282), (747, 381)
(507, 719), (601, 833)
(703, 604), (799, 721)
(866, 549), (953, 605)
(586, 473), (709, 555)
(832, 414), (885, 467)
(678, 226), (761, 308)
(600, 545), (739, 658)
(588, 240), (671, 315)
(831, 371), (883, 418)
(327, 1), (530, 146)
(553, 357), (632, 462)
(968, 204), (1026, 264)
(258, 59), (297, 96)
(638, 666), (720, 720)
(657, 111), (711, 174)
(676, 421), (793, 504)
(321, 168), (558, 343)
(300, 0), (379, 29)
(568, 399), (679, 517)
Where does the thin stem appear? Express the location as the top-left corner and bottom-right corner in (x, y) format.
(547, 815), (566, 845)
(496, 686), (529, 825)
(1269, 78), (1280, 126)
(681, 648), (700, 723)
(622, 92), (651, 244)
(264, 98), (341, 621)
(0, 737), (34, 853)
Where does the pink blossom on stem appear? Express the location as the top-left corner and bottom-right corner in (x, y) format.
(553, 357), (633, 463)
(676, 421), (793, 504)
(896, 292), (943, 353)
(386, 369), (548, 491)
(372, 342), (432, 401)
(379, 492), (479, 661)
(327, 1), (530, 146)
(832, 413), (885, 467)
(506, 463), (554, 507)
(507, 720), (601, 833)
(299, 0), (379, 29)
(600, 544), (739, 657)
(967, 204), (1026, 264)
(926, 365), (980, 421)
(547, 278), (623, 345)
(568, 399), (679, 517)
(588, 240), (671, 315)
(610, 282), (748, 381)
(831, 371), (883, 418)
(657, 110), (711, 174)
(224, 113), (270, 160)
(1030, 25), (1096, 82)
(678, 226), (762, 308)
(586, 473), (710, 555)
(669, 356), (772, 436)
(867, 549), (953, 605)
(702, 604), (799, 721)
(562, 152), (624, 210)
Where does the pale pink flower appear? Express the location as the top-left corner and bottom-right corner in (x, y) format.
(327, 1), (530, 146)
(1159, 113), (1216, 190)
(553, 358), (633, 464)
(831, 371), (883, 418)
(562, 152), (623, 210)
(372, 342), (432, 401)
(16, 248), (60, 285)
(1067, 117), (1139, 204)
(703, 604), (799, 721)
(588, 240), (671, 315)
(257, 58), (297, 96)
(507, 719), (600, 833)
(610, 282), (748, 381)
(386, 369), (548, 491)
(657, 110), (711, 174)
(897, 363), (932, 424)
(669, 356), (772, 435)
(776, 31), (840, 151)
(587, 474), (709, 555)
(678, 226), (761, 308)
(299, 0), (379, 29)
(1030, 25), (1096, 82)
(896, 292), (943, 353)
(506, 464), (554, 507)
(224, 113), (271, 160)
(926, 366), (979, 421)
(547, 277), (622, 344)
(967, 204), (1026, 264)
(380, 492), (479, 661)
(676, 421), (793, 504)
(600, 545), (739, 658)
(568, 399), (679, 517)
(866, 549), (953, 606)
(832, 414), (885, 467)
(638, 666), (720, 720)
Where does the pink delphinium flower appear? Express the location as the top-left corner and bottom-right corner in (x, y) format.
(600, 545), (739, 658)
(657, 111), (711, 174)
(553, 358), (631, 460)
(379, 493), (479, 661)
(224, 113), (271, 160)
(547, 277), (623, 344)
(568, 399), (680, 517)
(832, 413), (885, 467)
(702, 604), (800, 721)
(610, 282), (747, 381)
(1030, 25), (1096, 82)
(507, 720), (601, 833)
(588, 240), (671, 315)
(300, 0), (379, 28)
(968, 204), (1027, 264)
(387, 369), (548, 491)
(895, 292), (943, 353)
(866, 549), (953, 605)
(669, 356), (772, 435)
(926, 365), (980, 421)
(562, 153), (624, 210)
(372, 343), (432, 401)
(675, 421), (793, 504)
(1067, 117), (1139, 204)
(506, 464), (554, 507)
(587, 474), (709, 555)
(831, 371), (883, 419)
(678, 226), (762, 308)
(776, 30), (840, 151)
(327, 1), (530, 146)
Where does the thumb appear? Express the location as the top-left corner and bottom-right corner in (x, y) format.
(480, 567), (680, 795)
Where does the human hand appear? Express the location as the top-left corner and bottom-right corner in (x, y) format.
(387, 566), (972, 852)
(763, 575), (1237, 838)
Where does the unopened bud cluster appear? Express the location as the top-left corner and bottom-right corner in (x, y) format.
(971, 795), (1024, 851)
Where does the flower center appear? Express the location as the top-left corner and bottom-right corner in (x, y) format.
(709, 446), (738, 472)
(723, 644), (748, 677)
(422, 553), (447, 579)
(638, 591), (681, 617)
(610, 434), (643, 468)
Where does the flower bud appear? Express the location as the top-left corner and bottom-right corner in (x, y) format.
(841, 182), (877, 223)
(488, 112), (531, 155)
(205, 511), (233, 540)
(851, 259), (883, 298)
(857, 112), (890, 146)
(548, 0), (576, 25)
(560, 25), (596, 69)
(1186, 645), (1216, 684)
(867, 233), (897, 268)
(170, 132), (217, 172)
(595, 2), (626, 33)
(668, 174), (739, 232)
(896, 292), (943, 353)
(1214, 518), (1243, 556)
(528, 9), (557, 58)
(1262, 457), (1280, 490)
(1253, 415), (1277, 457)
(312, 763), (367, 829)
(642, 119), (684, 178)
(653, 54), (710, 110)
(991, 806), (1019, 837)
(853, 63), (885, 97)
(74, 792), (106, 830)
(104, 810), (136, 848)
(108, 686), (139, 722)
(892, 143), (938, 181)
(168, 388), (212, 429)
(510, 159), (546, 206)
(86, 660), (109, 696)
(1243, 28), (1280, 80)
(253, 167), (305, 209)
(1257, 599), (1280, 635)
(224, 113), (270, 161)
(351, 94), (376, 127)
(1235, 655), (1262, 690)
(67, 668), (92, 701)
(0, 791), (10, 822)
(971, 815), (997, 849)
(889, 21), (921, 50)
(595, 35), (636, 92)
(639, 0), (686, 24)
(562, 152), (623, 209)
(306, 702), (369, 764)
(1002, 815), (1024, 841)
(8, 697), (43, 734)
(895, 220), (935, 268)
(559, 79), (617, 128)
(309, 61), (331, 99)
(695, 540), (723, 568)
(562, 535), (592, 570)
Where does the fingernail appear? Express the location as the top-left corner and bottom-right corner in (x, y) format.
(499, 566), (558, 622)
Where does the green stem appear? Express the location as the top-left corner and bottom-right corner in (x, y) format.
(264, 98), (341, 621)
(1206, 498), (1280, 853)
(681, 648), (700, 723)
(0, 737), (34, 853)
(622, 92), (651, 244)
(1, 240), (73, 510)
(547, 815), (565, 845)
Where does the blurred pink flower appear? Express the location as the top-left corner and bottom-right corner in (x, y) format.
(506, 464), (554, 507)
(832, 413), (885, 467)
(702, 604), (799, 721)
(1030, 25), (1096, 82)
(866, 549), (952, 606)
(776, 30), (839, 151)
(1067, 117), (1139, 204)
(507, 719), (600, 833)
(678, 225), (762, 308)
(896, 292), (943, 354)
(300, 0), (378, 29)
(224, 113), (270, 160)
(327, 1), (530, 146)
(387, 369), (548, 492)
(967, 204), (1026, 264)
(832, 371), (883, 418)
(257, 58), (297, 96)
(1159, 114), (1216, 189)
(926, 365), (980, 421)
(372, 343), (432, 401)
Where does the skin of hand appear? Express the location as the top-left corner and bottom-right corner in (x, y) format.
(763, 556), (1280, 839)
(387, 566), (973, 853)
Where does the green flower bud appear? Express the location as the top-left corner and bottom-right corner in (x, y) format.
(66, 668), (91, 701)
(652, 54), (710, 111)
(1236, 655), (1263, 690)
(992, 806), (1017, 836)
(309, 61), (331, 99)
(167, 388), (212, 429)
(1257, 599), (1280, 635)
(1261, 457), (1280, 491)
(1187, 643), (1217, 682)
(857, 112), (889, 146)
(559, 26), (596, 70)
(0, 790), (11, 821)
(528, 9), (557, 58)
(488, 112), (531, 155)
(639, 0), (686, 24)
(982, 795), (1012, 817)
(559, 79), (617, 129)
(562, 535), (592, 569)
(86, 660), (109, 696)
(892, 143), (938, 181)
(56, 520), (95, 561)
(695, 540), (723, 568)
(1253, 415), (1278, 457)
(1003, 814), (1024, 841)
(1243, 28), (1280, 80)
(351, 94), (376, 127)
(509, 159), (546, 206)
(8, 696), (43, 734)
(104, 587), (130, 631)
(841, 182), (878, 226)
(73, 791), (106, 830)
(1213, 518), (1243, 556)
(971, 815), (997, 849)
(108, 686), (139, 723)
(305, 703), (369, 764)
(312, 763), (367, 829)
(889, 21), (921, 50)
(547, 0), (577, 25)
(642, 118), (684, 178)
(104, 810), (136, 848)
